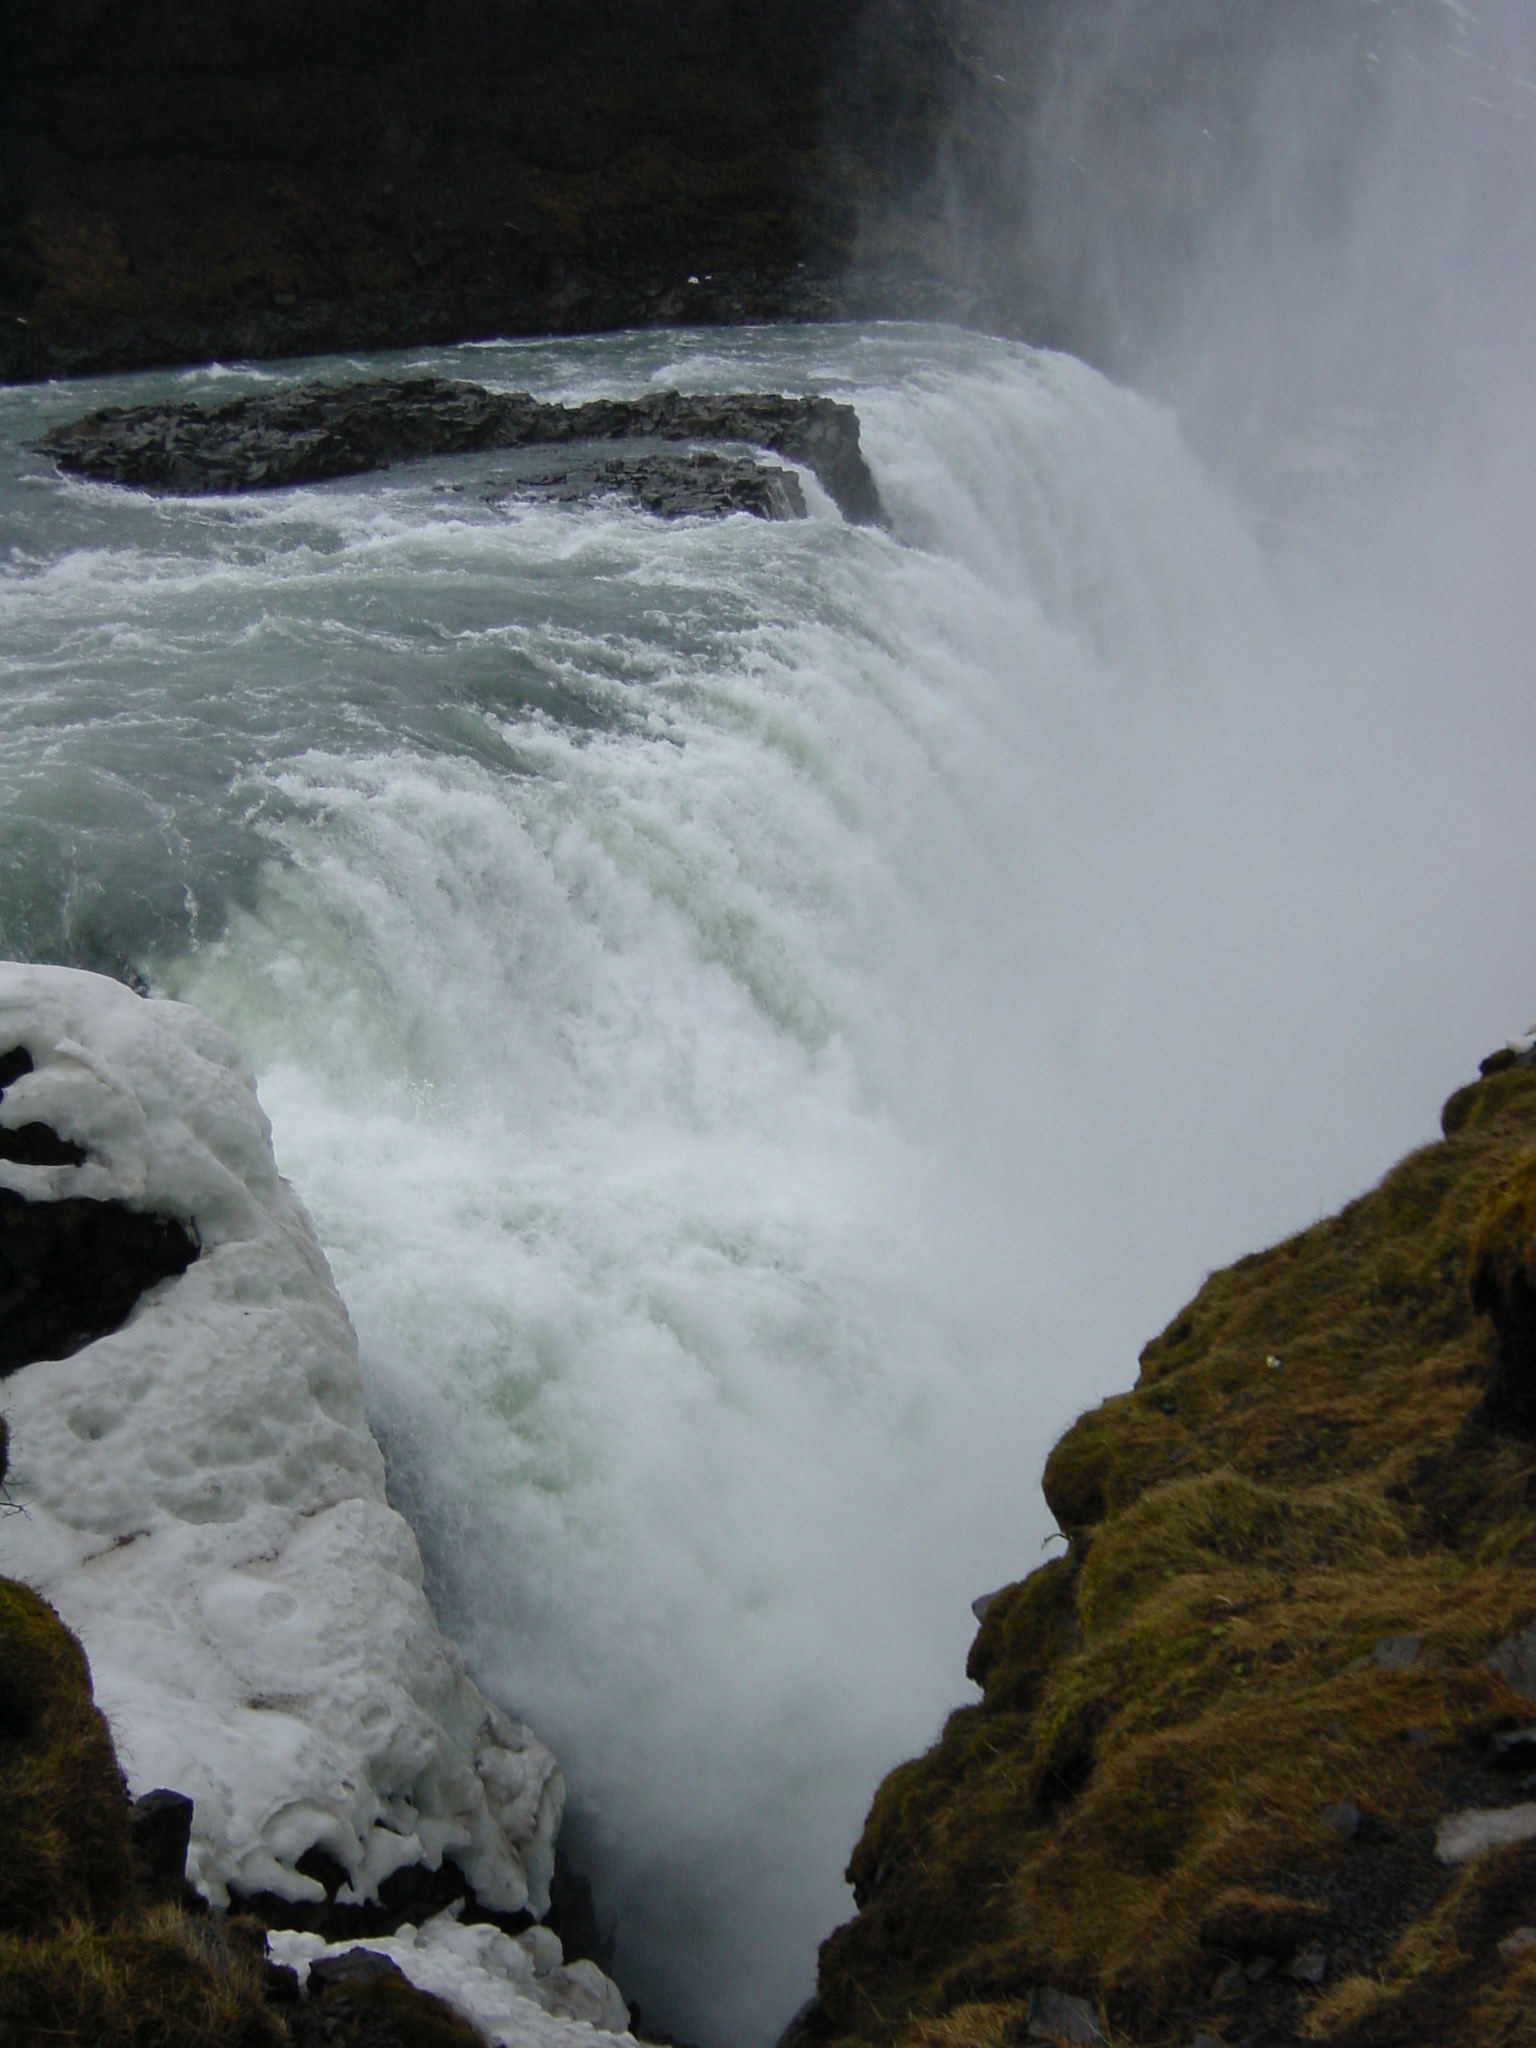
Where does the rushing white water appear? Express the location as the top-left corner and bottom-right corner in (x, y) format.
(2, 323), (1533, 2046)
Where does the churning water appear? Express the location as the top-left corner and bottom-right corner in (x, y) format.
(3, 323), (1533, 2045)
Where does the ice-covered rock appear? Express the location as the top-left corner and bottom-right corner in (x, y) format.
(0, 962), (562, 1916)
(271, 1910), (632, 2041)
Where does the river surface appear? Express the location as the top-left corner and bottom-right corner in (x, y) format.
(2, 322), (1532, 2045)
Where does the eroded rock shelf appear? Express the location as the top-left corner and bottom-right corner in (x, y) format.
(39, 378), (883, 525)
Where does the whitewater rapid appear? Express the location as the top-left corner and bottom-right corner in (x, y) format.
(2, 323), (1532, 2046)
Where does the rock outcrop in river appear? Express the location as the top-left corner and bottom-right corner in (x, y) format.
(38, 379), (882, 524)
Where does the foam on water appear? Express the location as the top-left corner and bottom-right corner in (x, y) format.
(2, 323), (1533, 2046)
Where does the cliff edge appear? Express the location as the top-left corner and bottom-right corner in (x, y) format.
(801, 1045), (1536, 2048)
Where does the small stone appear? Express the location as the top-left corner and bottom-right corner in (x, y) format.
(1211, 1962), (1245, 2001)
(1244, 1956), (1274, 1982)
(1024, 1986), (1106, 2045)
(1288, 1944), (1328, 1986)
(1191, 2036), (1228, 2048)
(1322, 1801), (1361, 1839)
(1347, 1635), (1422, 1674)
(972, 1587), (1005, 1622)
(1486, 1622), (1536, 1700)
(1371, 1634), (1422, 1670)
(1436, 1803), (1536, 1865)
(1499, 1926), (1536, 1962)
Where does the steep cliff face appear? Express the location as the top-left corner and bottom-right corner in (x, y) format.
(803, 1052), (1536, 2047)
(0, 0), (1471, 383)
(0, 0), (918, 379)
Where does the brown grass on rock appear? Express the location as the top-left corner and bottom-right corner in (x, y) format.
(806, 1060), (1536, 2048)
(0, 1570), (484, 2044)
(0, 1910), (283, 2048)
(0, 1575), (135, 1933)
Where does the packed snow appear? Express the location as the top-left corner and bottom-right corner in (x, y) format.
(270, 1911), (631, 2040)
(0, 962), (565, 1920)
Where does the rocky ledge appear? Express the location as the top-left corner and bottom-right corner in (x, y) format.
(38, 378), (882, 525)
(798, 1027), (1536, 2048)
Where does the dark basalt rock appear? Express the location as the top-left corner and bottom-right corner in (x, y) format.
(0, 1124), (89, 1167)
(286, 1952), (485, 2048)
(0, 1189), (199, 1377)
(0, 1043), (82, 1160)
(2, 1037), (200, 1373)
(0, 1048), (34, 1092)
(236, 1840), (613, 1970)
(498, 448), (808, 521)
(129, 1788), (196, 1890)
(237, 1847), (495, 1942)
(39, 377), (882, 525)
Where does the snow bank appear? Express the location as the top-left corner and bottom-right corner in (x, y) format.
(270, 1912), (632, 2041)
(0, 962), (563, 1916)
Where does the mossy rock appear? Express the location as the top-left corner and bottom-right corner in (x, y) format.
(0, 1912), (283, 2047)
(807, 1051), (1536, 2048)
(0, 1576), (135, 1934)
(298, 1968), (489, 2047)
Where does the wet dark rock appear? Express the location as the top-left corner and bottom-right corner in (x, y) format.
(264, 1960), (304, 2005)
(39, 378), (882, 525)
(0, 1050), (78, 1162)
(237, 1838), (613, 1967)
(0, 1190), (199, 1377)
(237, 1847), (491, 1941)
(287, 1949), (487, 2048)
(0, 1048), (34, 1093)
(129, 1787), (194, 1888)
(0, 1124), (89, 1167)
(494, 448), (807, 520)
(545, 1847), (617, 1973)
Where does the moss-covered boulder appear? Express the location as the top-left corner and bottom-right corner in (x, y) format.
(0, 1570), (487, 2045)
(0, 1575), (135, 1934)
(806, 1059), (1536, 2048)
(0, 1913), (282, 2048)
